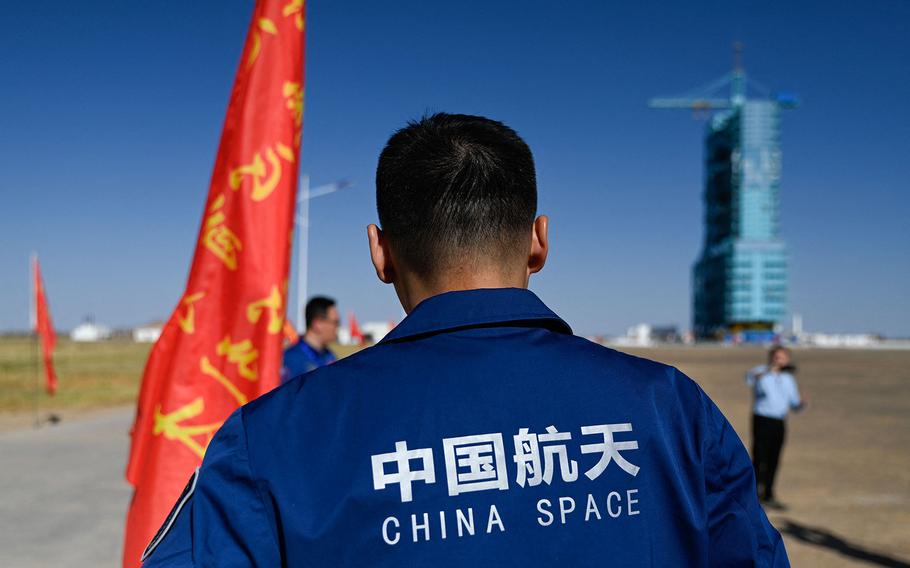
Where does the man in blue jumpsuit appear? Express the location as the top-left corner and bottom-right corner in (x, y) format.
(142, 113), (789, 566)
(281, 296), (339, 383)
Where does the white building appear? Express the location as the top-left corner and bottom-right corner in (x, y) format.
(362, 321), (394, 343)
(337, 321), (396, 345)
(133, 322), (164, 343)
(71, 321), (112, 342)
(608, 324), (653, 347)
(805, 333), (878, 348)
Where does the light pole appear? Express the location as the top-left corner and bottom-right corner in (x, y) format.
(295, 175), (353, 332)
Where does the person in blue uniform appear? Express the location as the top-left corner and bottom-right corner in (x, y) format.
(281, 296), (339, 383)
(746, 345), (806, 509)
(142, 113), (789, 566)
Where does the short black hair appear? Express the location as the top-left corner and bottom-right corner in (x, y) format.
(376, 113), (537, 277)
(305, 296), (336, 329)
(767, 345), (790, 361)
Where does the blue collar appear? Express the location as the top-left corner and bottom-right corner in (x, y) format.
(379, 288), (572, 344)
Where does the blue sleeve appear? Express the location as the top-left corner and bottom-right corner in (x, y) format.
(282, 345), (318, 384)
(142, 484), (194, 567)
(787, 375), (802, 410)
(703, 397), (790, 567)
(745, 365), (763, 387)
(143, 409), (281, 567)
(280, 348), (296, 384)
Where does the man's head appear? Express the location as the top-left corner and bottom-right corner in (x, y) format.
(368, 113), (548, 310)
(304, 296), (339, 347)
(768, 345), (791, 370)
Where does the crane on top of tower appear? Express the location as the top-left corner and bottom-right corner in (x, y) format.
(649, 43), (799, 115)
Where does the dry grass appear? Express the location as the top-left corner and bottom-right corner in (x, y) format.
(0, 337), (364, 414)
(0, 337), (151, 413)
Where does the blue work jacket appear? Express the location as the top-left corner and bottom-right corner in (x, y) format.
(143, 288), (788, 567)
(281, 339), (336, 384)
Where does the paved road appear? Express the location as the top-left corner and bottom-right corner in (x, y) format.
(0, 407), (134, 567)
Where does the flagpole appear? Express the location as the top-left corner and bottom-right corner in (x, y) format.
(30, 253), (40, 429)
(32, 329), (40, 428)
(296, 175), (310, 333)
(293, 177), (353, 333)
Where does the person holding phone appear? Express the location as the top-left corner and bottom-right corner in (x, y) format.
(746, 345), (807, 509)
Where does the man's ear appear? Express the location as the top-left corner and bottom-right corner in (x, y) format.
(368, 224), (396, 284)
(527, 215), (549, 276)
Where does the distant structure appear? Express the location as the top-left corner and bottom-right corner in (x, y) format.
(650, 44), (798, 339)
(71, 318), (112, 342)
(607, 323), (680, 347)
(133, 321), (165, 343)
(337, 320), (396, 345)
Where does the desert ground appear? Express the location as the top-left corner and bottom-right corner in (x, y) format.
(627, 346), (910, 567)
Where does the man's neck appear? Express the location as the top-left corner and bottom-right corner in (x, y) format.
(395, 267), (529, 313)
(302, 331), (325, 352)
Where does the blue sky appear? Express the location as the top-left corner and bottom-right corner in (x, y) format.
(1, 0), (908, 336)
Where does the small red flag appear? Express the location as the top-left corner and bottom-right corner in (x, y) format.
(349, 312), (365, 345)
(283, 318), (300, 345)
(32, 256), (58, 396)
(122, 1), (305, 565)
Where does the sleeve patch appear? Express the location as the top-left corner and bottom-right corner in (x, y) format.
(141, 467), (200, 562)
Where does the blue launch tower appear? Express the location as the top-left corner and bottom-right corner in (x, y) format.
(651, 49), (798, 338)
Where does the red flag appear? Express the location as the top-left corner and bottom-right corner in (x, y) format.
(349, 312), (365, 345)
(122, 1), (305, 565)
(282, 318), (300, 345)
(32, 256), (58, 395)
